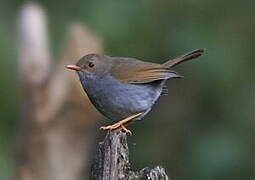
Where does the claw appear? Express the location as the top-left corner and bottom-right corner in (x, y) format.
(121, 125), (132, 135)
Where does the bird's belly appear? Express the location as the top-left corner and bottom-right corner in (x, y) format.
(83, 76), (164, 121)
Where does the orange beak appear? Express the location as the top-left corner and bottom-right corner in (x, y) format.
(65, 64), (82, 71)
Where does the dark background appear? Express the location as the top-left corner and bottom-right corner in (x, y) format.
(1, 0), (255, 179)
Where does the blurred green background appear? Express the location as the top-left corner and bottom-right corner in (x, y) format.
(1, 0), (255, 179)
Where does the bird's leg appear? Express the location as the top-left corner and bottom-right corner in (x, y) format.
(100, 112), (144, 134)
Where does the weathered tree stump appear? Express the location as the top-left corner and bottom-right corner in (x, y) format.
(90, 130), (169, 180)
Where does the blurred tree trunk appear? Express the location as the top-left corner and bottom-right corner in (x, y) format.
(17, 3), (103, 180)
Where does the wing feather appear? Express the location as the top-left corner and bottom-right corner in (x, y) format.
(110, 57), (181, 83)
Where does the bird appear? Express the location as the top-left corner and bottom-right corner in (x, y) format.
(66, 49), (204, 134)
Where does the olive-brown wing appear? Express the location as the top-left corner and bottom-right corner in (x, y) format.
(110, 57), (181, 84)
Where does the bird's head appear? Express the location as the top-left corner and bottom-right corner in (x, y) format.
(66, 53), (112, 79)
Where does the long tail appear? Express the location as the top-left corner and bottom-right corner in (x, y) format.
(162, 49), (205, 68)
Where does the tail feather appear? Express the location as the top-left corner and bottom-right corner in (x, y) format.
(162, 49), (205, 68)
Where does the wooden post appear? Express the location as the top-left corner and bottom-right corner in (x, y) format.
(90, 130), (170, 180)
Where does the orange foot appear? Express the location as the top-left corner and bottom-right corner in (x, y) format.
(100, 112), (144, 134)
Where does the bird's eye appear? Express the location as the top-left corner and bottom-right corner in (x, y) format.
(88, 62), (95, 68)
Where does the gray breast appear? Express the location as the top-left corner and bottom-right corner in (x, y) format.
(79, 73), (165, 121)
